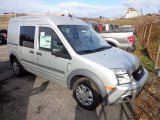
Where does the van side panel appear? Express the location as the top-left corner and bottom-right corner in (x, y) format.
(8, 21), (19, 45)
(7, 21), (21, 63)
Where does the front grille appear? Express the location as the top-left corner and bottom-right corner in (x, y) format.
(132, 65), (144, 81)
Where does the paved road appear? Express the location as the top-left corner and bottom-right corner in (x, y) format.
(0, 45), (136, 120)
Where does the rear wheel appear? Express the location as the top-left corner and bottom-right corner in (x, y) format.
(0, 39), (2, 45)
(73, 77), (101, 110)
(12, 59), (26, 76)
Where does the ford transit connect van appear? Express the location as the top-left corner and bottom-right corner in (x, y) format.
(7, 16), (149, 110)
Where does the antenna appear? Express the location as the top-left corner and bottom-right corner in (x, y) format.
(67, 9), (73, 20)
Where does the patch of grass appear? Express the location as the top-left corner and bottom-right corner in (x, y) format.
(134, 37), (155, 72)
(140, 55), (155, 72)
(107, 16), (160, 26)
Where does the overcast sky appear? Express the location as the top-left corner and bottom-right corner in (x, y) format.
(0, 0), (159, 18)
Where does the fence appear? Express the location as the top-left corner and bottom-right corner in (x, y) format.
(134, 22), (160, 70)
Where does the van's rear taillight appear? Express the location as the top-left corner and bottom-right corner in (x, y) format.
(127, 36), (134, 43)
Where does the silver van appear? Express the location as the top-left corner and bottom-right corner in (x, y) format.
(7, 16), (149, 110)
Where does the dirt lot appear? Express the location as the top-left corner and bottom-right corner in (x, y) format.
(0, 45), (137, 120)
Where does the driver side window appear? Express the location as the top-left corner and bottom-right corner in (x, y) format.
(39, 27), (62, 51)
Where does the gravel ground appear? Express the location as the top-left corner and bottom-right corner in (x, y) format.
(0, 45), (136, 120)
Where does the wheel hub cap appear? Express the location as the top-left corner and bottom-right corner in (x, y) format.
(76, 84), (93, 106)
(13, 62), (19, 74)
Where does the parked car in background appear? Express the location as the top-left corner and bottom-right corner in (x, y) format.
(98, 23), (106, 32)
(112, 24), (119, 30)
(86, 22), (135, 52)
(105, 24), (121, 32)
(120, 25), (134, 32)
(86, 21), (98, 30)
(0, 29), (7, 45)
(99, 30), (136, 52)
(86, 21), (106, 33)
(8, 16), (148, 110)
(105, 24), (114, 31)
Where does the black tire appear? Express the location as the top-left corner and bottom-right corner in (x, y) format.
(3, 39), (7, 44)
(0, 39), (2, 45)
(73, 77), (101, 110)
(11, 59), (26, 76)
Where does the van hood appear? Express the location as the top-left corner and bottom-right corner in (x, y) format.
(82, 47), (140, 74)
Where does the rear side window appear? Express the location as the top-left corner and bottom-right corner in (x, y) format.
(20, 26), (35, 48)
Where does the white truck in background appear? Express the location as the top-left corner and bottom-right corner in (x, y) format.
(99, 30), (135, 52)
(86, 22), (135, 52)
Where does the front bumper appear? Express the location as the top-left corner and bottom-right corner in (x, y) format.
(127, 43), (136, 52)
(106, 68), (149, 105)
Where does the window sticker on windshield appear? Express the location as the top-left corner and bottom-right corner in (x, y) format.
(40, 32), (45, 36)
(82, 30), (86, 33)
(66, 29), (69, 34)
(40, 36), (51, 49)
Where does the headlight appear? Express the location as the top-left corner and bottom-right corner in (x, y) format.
(113, 69), (131, 85)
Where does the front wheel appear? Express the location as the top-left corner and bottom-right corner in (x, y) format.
(73, 77), (101, 110)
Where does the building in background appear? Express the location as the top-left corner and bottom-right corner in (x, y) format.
(125, 8), (142, 18)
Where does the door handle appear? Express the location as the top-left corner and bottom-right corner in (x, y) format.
(36, 52), (42, 56)
(29, 50), (34, 54)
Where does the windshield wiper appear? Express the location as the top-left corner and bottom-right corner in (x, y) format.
(78, 46), (112, 55)
(94, 46), (112, 52)
(78, 50), (95, 55)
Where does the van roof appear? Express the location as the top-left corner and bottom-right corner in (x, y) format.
(10, 15), (87, 26)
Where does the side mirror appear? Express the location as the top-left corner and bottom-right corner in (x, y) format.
(51, 48), (63, 57)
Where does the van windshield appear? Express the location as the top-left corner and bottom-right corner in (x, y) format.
(58, 25), (111, 55)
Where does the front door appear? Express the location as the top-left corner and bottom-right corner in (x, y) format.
(36, 26), (71, 86)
